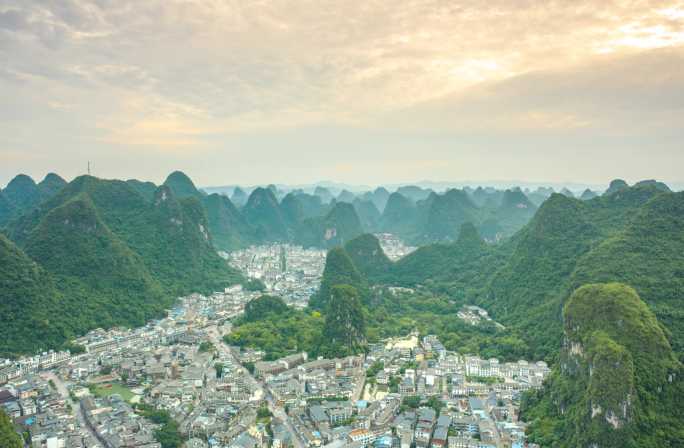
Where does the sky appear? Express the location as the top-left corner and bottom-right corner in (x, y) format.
(1, 0), (683, 188)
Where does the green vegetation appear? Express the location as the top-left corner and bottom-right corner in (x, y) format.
(4, 172), (684, 444)
(343, 233), (392, 280)
(322, 285), (367, 357)
(475, 185), (672, 361)
(203, 193), (255, 251)
(243, 295), (290, 322)
(295, 202), (364, 249)
(231, 184), (684, 369)
(0, 233), (72, 356)
(163, 171), (204, 200)
(63, 342), (86, 354)
(570, 192), (684, 354)
(423, 189), (479, 242)
(244, 278), (266, 292)
(426, 396), (445, 416)
(256, 404), (272, 421)
(399, 396), (444, 414)
(198, 341), (215, 353)
(0, 173), (67, 226)
(522, 283), (684, 447)
(0, 190), (15, 227)
(370, 222), (507, 301)
(229, 260), (528, 362)
(38, 173), (67, 199)
(214, 362), (224, 378)
(165, 171), (257, 251)
(378, 188), (536, 245)
(365, 360), (384, 379)
(479, 189), (537, 241)
(226, 296), (324, 360)
(365, 289), (529, 361)
(1, 174), (244, 356)
(137, 404), (184, 448)
(352, 199), (381, 232)
(229, 286), (368, 360)
(2, 174), (42, 213)
(310, 247), (367, 310)
(379, 192), (417, 237)
(466, 376), (502, 385)
(89, 383), (136, 402)
(242, 187), (290, 242)
(0, 409), (22, 448)
(401, 395), (421, 409)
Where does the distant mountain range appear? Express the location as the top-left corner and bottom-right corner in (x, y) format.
(202, 178), (683, 198)
(0, 171), (677, 364)
(315, 178), (684, 446)
(2, 168), (683, 443)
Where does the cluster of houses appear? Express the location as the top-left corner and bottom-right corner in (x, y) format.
(0, 374), (100, 448)
(81, 395), (161, 448)
(227, 244), (327, 307)
(373, 234), (416, 261)
(0, 351), (72, 384)
(455, 306), (504, 329)
(261, 355), (365, 403)
(0, 287), (263, 448)
(1, 249), (551, 448)
(242, 332), (548, 448)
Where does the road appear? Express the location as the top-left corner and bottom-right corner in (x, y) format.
(207, 327), (306, 448)
(42, 371), (102, 447)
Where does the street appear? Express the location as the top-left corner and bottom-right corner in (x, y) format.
(41, 371), (102, 447)
(208, 327), (306, 448)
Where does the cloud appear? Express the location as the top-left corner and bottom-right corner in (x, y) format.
(0, 0), (683, 185)
(381, 46), (684, 136)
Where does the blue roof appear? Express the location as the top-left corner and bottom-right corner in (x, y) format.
(374, 436), (393, 448)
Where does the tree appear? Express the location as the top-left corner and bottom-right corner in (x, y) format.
(257, 405), (272, 419)
(214, 362), (224, 379)
(311, 248), (366, 310)
(198, 341), (215, 353)
(402, 396), (421, 409)
(243, 295), (289, 323)
(426, 396), (445, 416)
(244, 278), (266, 292)
(322, 285), (366, 357)
(0, 409), (22, 448)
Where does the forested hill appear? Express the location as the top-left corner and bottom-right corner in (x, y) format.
(521, 283), (684, 447)
(0, 174), (244, 357)
(320, 181), (684, 362)
(314, 181), (684, 444)
(0, 172), (614, 251)
(0, 173), (66, 226)
(70, 174), (572, 250)
(0, 234), (68, 356)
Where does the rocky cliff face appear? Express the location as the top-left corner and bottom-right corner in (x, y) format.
(524, 282), (683, 447)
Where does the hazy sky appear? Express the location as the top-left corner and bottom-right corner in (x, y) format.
(1, 0), (683, 188)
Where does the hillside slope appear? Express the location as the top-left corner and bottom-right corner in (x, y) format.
(522, 283), (684, 447)
(1, 175), (244, 355)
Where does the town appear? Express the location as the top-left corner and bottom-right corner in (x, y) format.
(373, 235), (416, 261)
(1, 242), (549, 448)
(224, 244), (327, 308)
